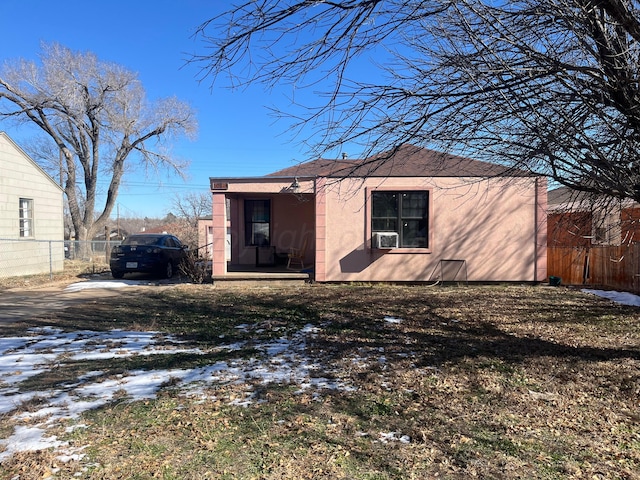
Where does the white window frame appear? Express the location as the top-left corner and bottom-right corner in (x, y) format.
(19, 198), (34, 238)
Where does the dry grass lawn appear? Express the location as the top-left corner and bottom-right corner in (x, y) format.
(0, 281), (638, 479)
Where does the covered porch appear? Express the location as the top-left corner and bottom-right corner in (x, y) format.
(209, 176), (319, 281)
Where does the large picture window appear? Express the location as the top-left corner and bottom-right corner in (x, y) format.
(244, 199), (271, 246)
(372, 191), (428, 248)
(19, 198), (34, 238)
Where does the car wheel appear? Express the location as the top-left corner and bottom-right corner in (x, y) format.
(164, 261), (174, 279)
(112, 270), (124, 279)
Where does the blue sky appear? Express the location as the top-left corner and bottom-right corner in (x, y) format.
(0, 0), (334, 219)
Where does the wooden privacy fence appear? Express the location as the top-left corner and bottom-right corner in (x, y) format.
(547, 244), (640, 293)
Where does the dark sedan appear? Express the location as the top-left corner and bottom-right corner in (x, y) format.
(110, 234), (187, 279)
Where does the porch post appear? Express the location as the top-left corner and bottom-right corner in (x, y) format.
(212, 193), (227, 276)
(314, 177), (327, 282)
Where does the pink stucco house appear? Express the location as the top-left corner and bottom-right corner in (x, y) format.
(209, 144), (547, 283)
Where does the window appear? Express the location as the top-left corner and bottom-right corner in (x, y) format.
(244, 199), (271, 246)
(372, 191), (428, 248)
(19, 198), (34, 237)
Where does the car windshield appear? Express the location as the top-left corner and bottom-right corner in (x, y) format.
(122, 235), (163, 246)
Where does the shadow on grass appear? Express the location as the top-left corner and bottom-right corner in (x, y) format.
(3, 285), (639, 479)
(9, 284), (640, 392)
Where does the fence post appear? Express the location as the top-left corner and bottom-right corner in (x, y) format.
(105, 226), (110, 264)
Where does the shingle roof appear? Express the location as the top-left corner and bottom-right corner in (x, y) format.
(547, 186), (576, 205)
(547, 186), (637, 209)
(266, 144), (522, 178)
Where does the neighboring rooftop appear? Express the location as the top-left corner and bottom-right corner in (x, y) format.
(548, 186), (578, 206)
(548, 186), (637, 211)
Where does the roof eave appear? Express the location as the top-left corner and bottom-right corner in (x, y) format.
(209, 175), (316, 183)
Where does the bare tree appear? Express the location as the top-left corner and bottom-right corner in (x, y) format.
(192, 0), (640, 202)
(168, 191), (212, 250)
(0, 43), (197, 242)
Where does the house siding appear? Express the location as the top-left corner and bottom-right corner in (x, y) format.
(0, 132), (64, 277)
(322, 176), (545, 282)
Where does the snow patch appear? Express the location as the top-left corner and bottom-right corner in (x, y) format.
(0, 323), (354, 463)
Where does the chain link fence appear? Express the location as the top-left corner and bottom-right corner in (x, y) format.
(0, 239), (121, 279)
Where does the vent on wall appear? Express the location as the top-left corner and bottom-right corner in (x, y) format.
(372, 232), (399, 249)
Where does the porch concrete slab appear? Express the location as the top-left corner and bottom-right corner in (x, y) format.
(211, 271), (310, 288)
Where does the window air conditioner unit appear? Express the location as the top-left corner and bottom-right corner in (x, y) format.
(372, 232), (399, 249)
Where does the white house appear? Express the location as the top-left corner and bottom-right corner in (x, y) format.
(0, 131), (64, 278)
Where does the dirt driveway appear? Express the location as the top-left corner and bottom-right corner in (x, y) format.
(0, 275), (182, 325)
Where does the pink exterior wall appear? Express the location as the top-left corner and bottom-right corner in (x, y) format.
(209, 175), (547, 282)
(535, 177), (548, 282)
(211, 193), (227, 276)
(321, 176), (546, 282)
